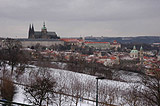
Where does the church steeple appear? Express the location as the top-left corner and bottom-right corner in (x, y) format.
(28, 24), (35, 39)
(28, 24), (32, 38)
(41, 22), (47, 33)
(133, 45), (136, 50)
(29, 24), (31, 31)
(42, 22), (47, 30)
(140, 46), (143, 51)
(139, 46), (144, 65)
(43, 22), (45, 27)
(32, 24), (34, 33)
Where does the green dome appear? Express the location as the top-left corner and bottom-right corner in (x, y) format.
(42, 26), (47, 30)
(130, 49), (138, 53)
(42, 22), (47, 30)
(130, 46), (138, 53)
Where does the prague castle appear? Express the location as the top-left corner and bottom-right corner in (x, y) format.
(28, 22), (60, 39)
(15, 22), (64, 48)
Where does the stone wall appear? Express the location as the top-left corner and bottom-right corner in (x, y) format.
(19, 39), (64, 48)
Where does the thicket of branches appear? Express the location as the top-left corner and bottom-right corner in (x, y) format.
(66, 55), (113, 79)
(24, 68), (56, 106)
(0, 72), (16, 102)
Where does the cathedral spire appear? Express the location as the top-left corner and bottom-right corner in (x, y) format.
(43, 21), (45, 27)
(32, 24), (34, 32)
(28, 24), (32, 38)
(29, 24), (31, 32)
(42, 22), (46, 29)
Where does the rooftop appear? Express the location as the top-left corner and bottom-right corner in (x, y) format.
(85, 42), (109, 44)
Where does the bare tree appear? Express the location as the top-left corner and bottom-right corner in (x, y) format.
(121, 84), (143, 106)
(24, 69), (56, 106)
(98, 84), (119, 106)
(3, 38), (22, 75)
(0, 71), (16, 102)
(15, 50), (30, 81)
(139, 71), (160, 106)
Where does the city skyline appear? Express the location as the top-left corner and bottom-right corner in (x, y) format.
(0, 0), (160, 38)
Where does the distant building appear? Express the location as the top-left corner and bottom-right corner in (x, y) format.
(28, 22), (60, 39)
(130, 46), (139, 58)
(60, 38), (84, 46)
(152, 43), (160, 47)
(16, 22), (63, 48)
(84, 42), (110, 50)
(110, 40), (121, 50)
(60, 38), (84, 51)
(130, 45), (144, 62)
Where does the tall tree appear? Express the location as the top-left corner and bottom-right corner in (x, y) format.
(0, 72), (16, 103)
(139, 71), (160, 106)
(24, 68), (56, 106)
(3, 38), (22, 75)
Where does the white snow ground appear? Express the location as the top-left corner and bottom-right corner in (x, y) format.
(7, 65), (140, 106)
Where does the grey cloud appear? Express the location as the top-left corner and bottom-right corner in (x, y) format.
(0, 0), (160, 37)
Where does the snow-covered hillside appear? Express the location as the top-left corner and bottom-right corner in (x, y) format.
(11, 65), (141, 106)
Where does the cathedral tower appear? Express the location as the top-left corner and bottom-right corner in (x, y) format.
(28, 22), (59, 39)
(41, 22), (47, 33)
(28, 24), (35, 39)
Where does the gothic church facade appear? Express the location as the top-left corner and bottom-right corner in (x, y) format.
(28, 22), (60, 39)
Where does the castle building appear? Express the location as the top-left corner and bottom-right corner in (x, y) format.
(15, 23), (64, 48)
(28, 22), (60, 39)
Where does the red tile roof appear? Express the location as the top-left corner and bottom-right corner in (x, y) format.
(85, 42), (109, 44)
(110, 57), (116, 60)
(60, 38), (84, 42)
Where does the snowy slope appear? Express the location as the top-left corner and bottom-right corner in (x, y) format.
(12, 65), (140, 106)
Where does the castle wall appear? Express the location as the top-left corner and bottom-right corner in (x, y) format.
(20, 40), (64, 48)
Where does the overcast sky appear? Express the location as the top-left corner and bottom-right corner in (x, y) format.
(0, 0), (160, 38)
